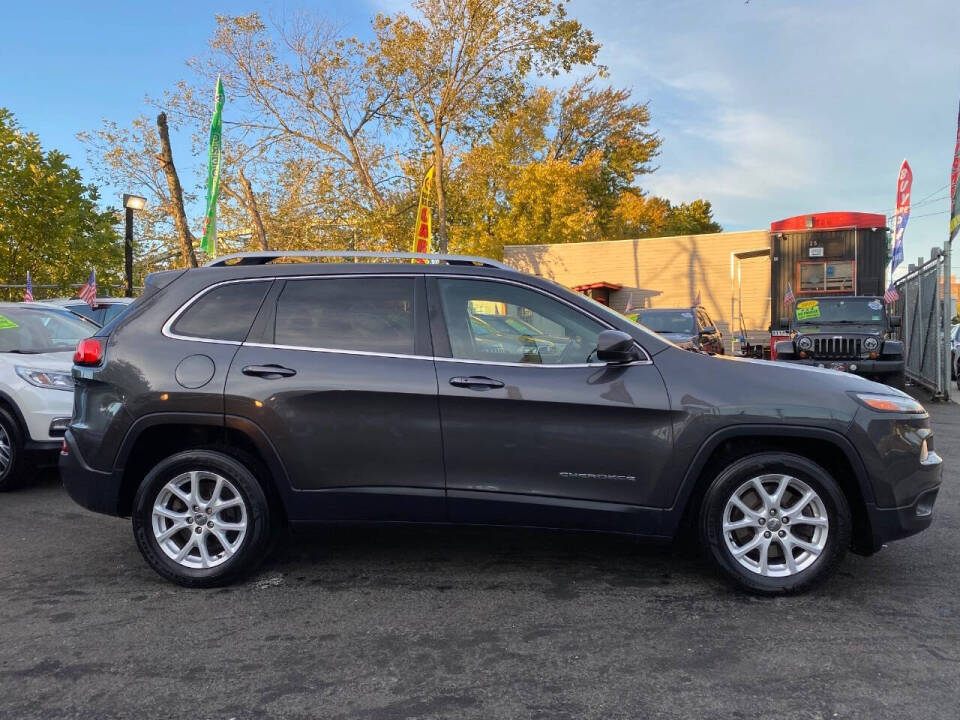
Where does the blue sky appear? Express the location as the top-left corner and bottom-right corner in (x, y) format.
(1, 0), (958, 271)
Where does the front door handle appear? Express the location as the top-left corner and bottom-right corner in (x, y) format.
(242, 364), (297, 379)
(449, 376), (505, 390)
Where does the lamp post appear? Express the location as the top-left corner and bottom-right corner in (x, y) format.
(122, 194), (146, 297)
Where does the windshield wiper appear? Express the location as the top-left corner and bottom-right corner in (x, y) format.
(0, 349), (44, 354)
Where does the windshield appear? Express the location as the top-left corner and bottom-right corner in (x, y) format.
(635, 310), (696, 335)
(0, 306), (95, 353)
(794, 297), (885, 324)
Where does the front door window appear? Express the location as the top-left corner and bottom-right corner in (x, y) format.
(436, 279), (605, 365)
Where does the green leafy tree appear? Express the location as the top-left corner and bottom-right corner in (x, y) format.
(0, 109), (121, 299)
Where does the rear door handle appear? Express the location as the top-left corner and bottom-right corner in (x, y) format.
(242, 364), (297, 379)
(449, 376), (505, 390)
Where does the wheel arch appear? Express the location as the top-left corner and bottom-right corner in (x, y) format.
(665, 424), (875, 553)
(0, 389), (29, 437)
(114, 413), (291, 521)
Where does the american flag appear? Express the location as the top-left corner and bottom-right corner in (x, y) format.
(23, 271), (33, 302)
(77, 269), (97, 307)
(783, 281), (796, 308)
(884, 283), (900, 304)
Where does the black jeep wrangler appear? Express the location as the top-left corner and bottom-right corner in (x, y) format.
(774, 296), (905, 389)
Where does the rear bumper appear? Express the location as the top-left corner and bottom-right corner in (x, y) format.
(60, 430), (124, 516)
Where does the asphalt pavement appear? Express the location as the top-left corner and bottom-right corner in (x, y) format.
(1, 392), (958, 719)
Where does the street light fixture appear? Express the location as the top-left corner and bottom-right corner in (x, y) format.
(122, 194), (146, 297)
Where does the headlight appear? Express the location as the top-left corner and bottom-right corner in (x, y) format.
(15, 366), (74, 391)
(863, 337), (879, 351)
(796, 335), (813, 351)
(851, 392), (925, 414)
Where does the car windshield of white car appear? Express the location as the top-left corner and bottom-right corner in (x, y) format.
(0, 307), (94, 354)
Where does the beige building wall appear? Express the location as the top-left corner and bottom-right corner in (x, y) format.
(504, 230), (773, 352)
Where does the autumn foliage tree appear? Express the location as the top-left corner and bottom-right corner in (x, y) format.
(374, 0), (602, 252)
(79, 2), (723, 271)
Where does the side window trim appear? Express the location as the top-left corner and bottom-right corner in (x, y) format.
(426, 275), (651, 367)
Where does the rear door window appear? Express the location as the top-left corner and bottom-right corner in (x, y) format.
(273, 277), (416, 355)
(171, 281), (272, 342)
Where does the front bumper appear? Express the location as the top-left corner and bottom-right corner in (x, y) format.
(851, 409), (943, 552)
(60, 430), (124, 516)
(865, 486), (940, 551)
(778, 358), (902, 375)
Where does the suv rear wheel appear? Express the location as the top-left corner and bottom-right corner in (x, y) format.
(700, 452), (851, 595)
(132, 449), (274, 587)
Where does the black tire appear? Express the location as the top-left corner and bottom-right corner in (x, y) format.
(0, 407), (26, 491)
(132, 449), (274, 587)
(700, 452), (851, 595)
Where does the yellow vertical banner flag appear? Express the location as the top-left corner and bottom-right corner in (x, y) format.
(413, 165), (434, 262)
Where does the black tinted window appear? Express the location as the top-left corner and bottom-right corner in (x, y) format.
(274, 277), (416, 354)
(172, 281), (271, 342)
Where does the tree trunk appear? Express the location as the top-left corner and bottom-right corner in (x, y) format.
(432, 139), (448, 254)
(156, 113), (198, 268)
(238, 168), (268, 251)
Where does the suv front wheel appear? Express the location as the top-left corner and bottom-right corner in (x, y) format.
(132, 449), (274, 587)
(700, 452), (851, 595)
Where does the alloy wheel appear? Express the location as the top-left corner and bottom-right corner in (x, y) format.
(151, 470), (248, 569)
(722, 474), (829, 577)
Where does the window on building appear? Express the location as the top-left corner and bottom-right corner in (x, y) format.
(798, 260), (855, 294)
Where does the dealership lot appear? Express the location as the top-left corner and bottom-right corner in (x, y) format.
(0, 392), (957, 719)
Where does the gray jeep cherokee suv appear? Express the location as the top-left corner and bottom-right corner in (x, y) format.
(60, 252), (943, 594)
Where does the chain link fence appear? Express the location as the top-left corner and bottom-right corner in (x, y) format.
(892, 254), (948, 398)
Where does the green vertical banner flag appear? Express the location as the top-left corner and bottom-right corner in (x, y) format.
(201, 76), (225, 256)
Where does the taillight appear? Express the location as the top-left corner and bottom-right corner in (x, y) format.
(74, 338), (103, 366)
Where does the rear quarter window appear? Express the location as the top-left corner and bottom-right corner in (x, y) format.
(171, 281), (272, 342)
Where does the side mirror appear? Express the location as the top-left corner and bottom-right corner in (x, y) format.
(700, 325), (717, 335)
(596, 329), (640, 363)
(889, 315), (901, 328)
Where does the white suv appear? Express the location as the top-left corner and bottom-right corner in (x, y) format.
(0, 303), (95, 489)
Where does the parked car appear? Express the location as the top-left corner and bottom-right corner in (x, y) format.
(773, 296), (905, 389)
(61, 251), (942, 595)
(632, 306), (724, 354)
(0, 303), (96, 489)
(42, 297), (134, 326)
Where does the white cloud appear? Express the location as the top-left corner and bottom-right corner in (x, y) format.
(648, 109), (821, 203)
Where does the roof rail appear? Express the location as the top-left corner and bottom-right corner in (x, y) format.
(205, 250), (511, 270)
